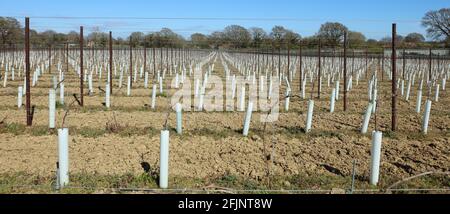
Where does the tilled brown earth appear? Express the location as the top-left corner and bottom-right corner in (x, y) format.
(0, 58), (449, 190)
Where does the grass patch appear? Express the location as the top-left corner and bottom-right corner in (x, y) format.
(278, 126), (329, 140)
(191, 127), (235, 140)
(215, 173), (238, 187)
(390, 173), (450, 193)
(55, 101), (65, 109)
(30, 125), (51, 136)
(77, 127), (106, 138)
(105, 113), (157, 137)
(0, 172), (160, 194)
(0, 122), (26, 135)
(282, 126), (306, 139)
(117, 126), (158, 137)
(308, 130), (342, 139)
(287, 173), (352, 190)
(156, 92), (167, 98)
(384, 130), (399, 139)
(0, 120), (53, 136)
(405, 132), (429, 141)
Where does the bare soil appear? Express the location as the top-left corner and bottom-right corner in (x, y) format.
(0, 56), (449, 192)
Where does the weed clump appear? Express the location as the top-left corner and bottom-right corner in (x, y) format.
(156, 92), (167, 98)
(0, 118), (26, 135)
(105, 112), (157, 137)
(105, 112), (125, 134)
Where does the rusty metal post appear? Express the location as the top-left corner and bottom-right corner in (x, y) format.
(13, 45), (16, 68)
(80, 26), (84, 107)
(271, 45), (274, 73)
(287, 44), (290, 83)
(428, 48), (432, 81)
(278, 47), (281, 77)
(343, 32), (347, 111)
(160, 47), (163, 74)
(402, 49), (406, 79)
(381, 52), (384, 81)
(153, 46), (156, 79)
(365, 48), (368, 79)
(129, 37), (133, 88)
(352, 50), (355, 76)
(25, 17), (32, 126)
(391, 23), (397, 132)
(109, 31), (113, 94)
(144, 46), (146, 77)
(265, 48), (268, 68)
(318, 39), (321, 99)
(257, 50), (260, 74)
(49, 45), (51, 74)
(170, 47), (173, 73)
(299, 42), (302, 93)
(166, 47), (169, 74)
(437, 53), (440, 72)
(66, 43), (69, 73)
(92, 45), (95, 66)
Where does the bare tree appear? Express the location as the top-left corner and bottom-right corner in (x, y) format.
(348, 31), (366, 48)
(270, 25), (287, 48)
(0, 17), (22, 46)
(87, 30), (108, 47)
(191, 33), (209, 49)
(208, 31), (225, 49)
(317, 22), (348, 47)
(223, 25), (251, 48)
(39, 30), (59, 46)
(270, 26), (301, 48)
(404, 33), (425, 43)
(422, 8), (450, 41)
(66, 31), (79, 44)
(379, 35), (404, 45)
(153, 28), (185, 47)
(249, 27), (267, 48)
(128, 31), (144, 47)
(284, 30), (301, 47)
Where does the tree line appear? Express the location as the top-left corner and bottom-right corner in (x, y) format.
(0, 8), (448, 50)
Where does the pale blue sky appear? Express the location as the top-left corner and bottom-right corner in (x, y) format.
(0, 0), (448, 40)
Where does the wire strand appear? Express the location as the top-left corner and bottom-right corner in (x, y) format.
(6, 15), (422, 23)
